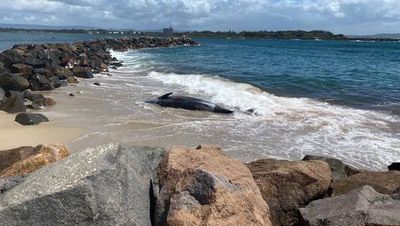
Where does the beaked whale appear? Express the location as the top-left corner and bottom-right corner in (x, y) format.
(145, 92), (234, 114)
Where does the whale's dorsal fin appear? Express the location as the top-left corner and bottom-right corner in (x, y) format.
(159, 92), (173, 99)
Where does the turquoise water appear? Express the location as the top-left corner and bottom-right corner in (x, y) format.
(139, 38), (400, 115)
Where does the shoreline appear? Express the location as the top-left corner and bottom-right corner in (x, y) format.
(0, 37), (198, 151)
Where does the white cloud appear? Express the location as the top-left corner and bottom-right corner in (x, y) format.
(0, 0), (398, 34)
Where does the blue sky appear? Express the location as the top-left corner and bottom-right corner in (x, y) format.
(0, 0), (399, 35)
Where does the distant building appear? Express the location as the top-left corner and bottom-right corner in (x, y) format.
(163, 26), (174, 36)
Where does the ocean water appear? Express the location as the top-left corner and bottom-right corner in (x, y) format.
(1, 33), (399, 170)
(138, 39), (400, 115)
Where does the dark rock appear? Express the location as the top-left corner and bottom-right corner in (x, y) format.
(72, 66), (93, 78)
(333, 171), (400, 196)
(246, 159), (332, 226)
(0, 62), (9, 75)
(53, 66), (73, 80)
(0, 91), (26, 113)
(93, 82), (100, 86)
(23, 49), (47, 68)
(0, 87), (4, 102)
(23, 90), (44, 102)
(0, 145), (166, 226)
(299, 185), (400, 226)
(75, 54), (90, 66)
(15, 112), (49, 126)
(0, 53), (15, 68)
(33, 68), (52, 77)
(0, 146), (38, 173)
(0, 73), (30, 92)
(27, 95), (55, 110)
(110, 62), (123, 67)
(10, 64), (33, 79)
(29, 74), (55, 91)
(0, 177), (25, 194)
(69, 93), (75, 97)
(48, 76), (65, 88)
(1, 49), (24, 66)
(303, 155), (362, 180)
(388, 162), (400, 171)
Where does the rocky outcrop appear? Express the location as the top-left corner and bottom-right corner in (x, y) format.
(333, 171), (400, 196)
(0, 91), (26, 113)
(0, 73), (30, 92)
(0, 176), (24, 193)
(14, 112), (49, 126)
(29, 74), (55, 91)
(302, 155), (362, 180)
(299, 185), (400, 226)
(0, 146), (38, 173)
(0, 144), (69, 177)
(0, 37), (197, 114)
(154, 145), (272, 226)
(10, 63), (33, 78)
(72, 66), (94, 78)
(246, 159), (332, 226)
(0, 144), (166, 225)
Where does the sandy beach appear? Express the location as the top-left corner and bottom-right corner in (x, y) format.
(0, 111), (82, 150)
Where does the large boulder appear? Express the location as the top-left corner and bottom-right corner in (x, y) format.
(0, 73), (30, 92)
(0, 62), (8, 75)
(0, 146), (38, 173)
(333, 171), (400, 196)
(0, 91), (26, 113)
(1, 49), (24, 67)
(23, 49), (47, 68)
(0, 144), (166, 225)
(10, 63), (34, 79)
(0, 176), (24, 194)
(246, 159), (332, 226)
(299, 185), (400, 226)
(53, 66), (73, 80)
(72, 66), (93, 78)
(29, 74), (55, 91)
(302, 155), (362, 180)
(15, 112), (49, 126)
(0, 144), (69, 177)
(154, 145), (272, 226)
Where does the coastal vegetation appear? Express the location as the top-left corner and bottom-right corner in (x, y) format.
(1, 27), (399, 41)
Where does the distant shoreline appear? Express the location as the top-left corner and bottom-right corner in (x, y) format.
(1, 28), (400, 42)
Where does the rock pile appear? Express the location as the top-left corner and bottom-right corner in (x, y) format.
(0, 146), (398, 226)
(246, 159), (332, 226)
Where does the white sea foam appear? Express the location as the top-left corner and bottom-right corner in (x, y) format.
(148, 71), (400, 169)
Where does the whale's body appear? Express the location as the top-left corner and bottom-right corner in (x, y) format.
(146, 92), (233, 114)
